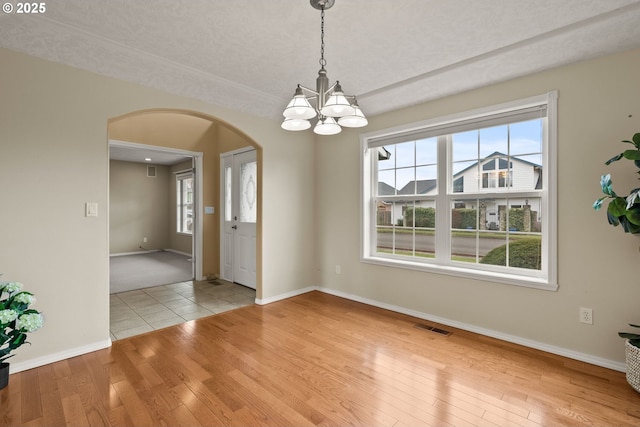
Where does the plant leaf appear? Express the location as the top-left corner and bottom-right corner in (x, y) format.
(605, 153), (624, 165)
(619, 332), (640, 339)
(607, 197), (627, 217)
(623, 150), (640, 160)
(633, 132), (640, 148)
(626, 205), (640, 226)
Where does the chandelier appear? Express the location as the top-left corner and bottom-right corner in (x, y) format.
(281, 0), (368, 135)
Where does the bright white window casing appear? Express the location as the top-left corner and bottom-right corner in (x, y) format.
(360, 92), (558, 290)
(177, 172), (194, 235)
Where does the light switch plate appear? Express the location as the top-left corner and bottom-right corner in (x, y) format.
(85, 202), (98, 217)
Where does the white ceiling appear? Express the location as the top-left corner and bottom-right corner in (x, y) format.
(2, 0), (640, 124)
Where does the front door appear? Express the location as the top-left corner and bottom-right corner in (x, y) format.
(221, 149), (257, 289)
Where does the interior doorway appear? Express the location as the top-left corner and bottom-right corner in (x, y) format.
(108, 140), (204, 285)
(106, 109), (263, 339)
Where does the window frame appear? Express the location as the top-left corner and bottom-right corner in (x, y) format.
(360, 92), (558, 291)
(176, 171), (194, 235)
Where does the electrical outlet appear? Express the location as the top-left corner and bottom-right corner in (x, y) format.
(335, 265), (341, 274)
(143, 237), (148, 243)
(580, 307), (593, 325)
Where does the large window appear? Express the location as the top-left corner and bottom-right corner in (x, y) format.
(361, 92), (557, 290)
(177, 172), (194, 235)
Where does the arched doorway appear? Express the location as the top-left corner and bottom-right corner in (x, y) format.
(107, 109), (262, 339)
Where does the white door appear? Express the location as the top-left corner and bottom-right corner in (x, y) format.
(220, 149), (257, 289)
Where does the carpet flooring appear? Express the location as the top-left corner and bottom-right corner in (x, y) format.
(110, 251), (193, 294)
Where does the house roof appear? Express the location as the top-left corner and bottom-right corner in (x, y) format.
(398, 179), (438, 195)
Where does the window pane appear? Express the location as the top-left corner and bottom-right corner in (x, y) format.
(396, 167), (415, 194)
(177, 175), (194, 234)
(378, 169), (396, 195)
(376, 200), (435, 258)
(452, 130), (478, 162)
(225, 166), (232, 222)
(376, 199), (396, 254)
(479, 125), (508, 159)
(505, 198), (542, 270)
(510, 119), (543, 156)
(452, 161), (477, 193)
(416, 137), (437, 166)
(395, 141), (415, 168)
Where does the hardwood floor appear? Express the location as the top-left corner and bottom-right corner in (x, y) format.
(1, 291), (639, 426)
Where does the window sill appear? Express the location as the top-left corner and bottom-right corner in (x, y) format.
(361, 255), (558, 292)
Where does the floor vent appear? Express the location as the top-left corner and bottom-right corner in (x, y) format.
(414, 323), (452, 336)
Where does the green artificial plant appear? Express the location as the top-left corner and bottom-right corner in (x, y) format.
(593, 132), (640, 234)
(0, 281), (44, 363)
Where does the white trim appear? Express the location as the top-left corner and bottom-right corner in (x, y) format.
(220, 146), (255, 158)
(254, 286), (316, 305)
(110, 250), (160, 257)
(361, 256), (557, 291)
(9, 339), (112, 374)
(314, 286), (625, 372)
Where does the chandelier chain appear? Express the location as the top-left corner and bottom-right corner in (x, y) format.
(319, 6), (326, 68)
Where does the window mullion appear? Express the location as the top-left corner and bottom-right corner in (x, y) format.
(435, 135), (450, 263)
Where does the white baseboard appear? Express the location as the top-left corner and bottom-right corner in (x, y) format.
(164, 249), (192, 257)
(110, 250), (159, 257)
(9, 339), (112, 374)
(111, 249), (192, 257)
(255, 286), (316, 305)
(315, 286), (627, 373)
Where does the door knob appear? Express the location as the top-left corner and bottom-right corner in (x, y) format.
(232, 225), (237, 229)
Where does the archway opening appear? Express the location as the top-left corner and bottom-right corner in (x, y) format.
(107, 109), (263, 339)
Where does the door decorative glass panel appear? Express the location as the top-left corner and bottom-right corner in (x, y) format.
(240, 161), (257, 223)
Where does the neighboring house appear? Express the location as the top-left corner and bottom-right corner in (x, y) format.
(379, 152), (541, 230)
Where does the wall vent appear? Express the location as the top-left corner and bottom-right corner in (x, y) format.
(413, 323), (452, 336)
(147, 165), (157, 178)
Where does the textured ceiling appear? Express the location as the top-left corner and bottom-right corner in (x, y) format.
(2, 0), (640, 122)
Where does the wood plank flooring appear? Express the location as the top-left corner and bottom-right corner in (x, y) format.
(1, 291), (639, 426)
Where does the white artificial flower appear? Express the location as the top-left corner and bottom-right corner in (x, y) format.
(0, 309), (19, 324)
(13, 293), (34, 305)
(17, 313), (44, 333)
(2, 282), (22, 294)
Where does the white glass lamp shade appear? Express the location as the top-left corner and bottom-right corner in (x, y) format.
(283, 87), (316, 120)
(320, 91), (355, 117)
(281, 118), (311, 131)
(313, 116), (342, 135)
(338, 104), (368, 128)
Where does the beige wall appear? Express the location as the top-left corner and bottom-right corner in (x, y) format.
(316, 48), (640, 366)
(109, 160), (171, 254)
(0, 47), (317, 370)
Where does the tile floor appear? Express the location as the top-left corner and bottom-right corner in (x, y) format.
(109, 279), (256, 340)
